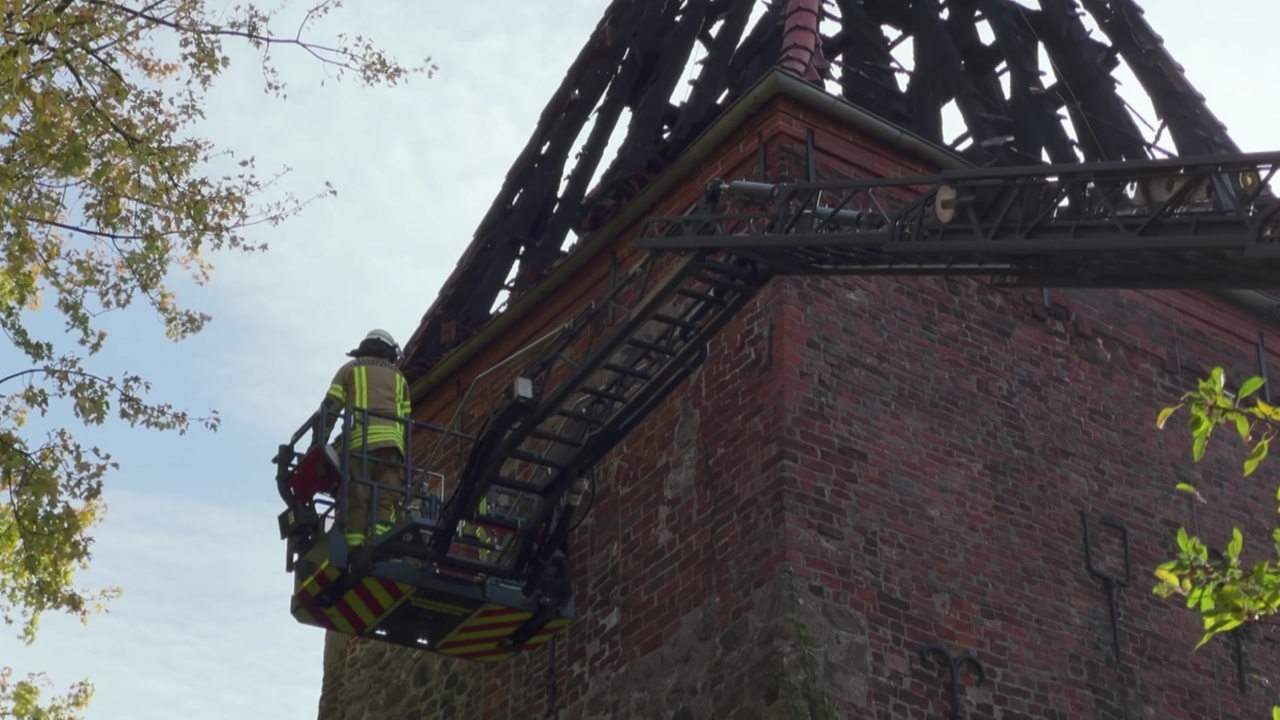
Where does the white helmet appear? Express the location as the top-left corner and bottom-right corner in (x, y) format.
(349, 328), (400, 359)
(364, 328), (398, 349)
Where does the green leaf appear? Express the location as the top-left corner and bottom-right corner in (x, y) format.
(1258, 399), (1280, 422)
(1192, 432), (1209, 463)
(1175, 482), (1198, 495)
(1156, 405), (1181, 429)
(0, 3), (420, 714)
(1239, 376), (1267, 399)
(1227, 528), (1243, 563)
(1233, 413), (1251, 441)
(1177, 527), (1191, 553)
(1198, 613), (1243, 646)
(1243, 437), (1270, 477)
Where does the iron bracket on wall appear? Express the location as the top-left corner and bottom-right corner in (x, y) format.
(920, 645), (986, 720)
(1080, 510), (1132, 664)
(544, 635), (559, 717)
(1257, 331), (1272, 403)
(1231, 628), (1248, 694)
(1211, 542), (1251, 696)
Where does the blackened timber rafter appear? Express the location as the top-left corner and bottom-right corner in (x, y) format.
(404, 0), (783, 378)
(408, 2), (642, 353)
(828, 0), (909, 127)
(588, 0), (714, 218)
(714, 4), (787, 107)
(580, 1), (776, 235)
(403, 0), (1246, 381)
(1036, 0), (1148, 161)
(981, 0), (1077, 164)
(1080, 0), (1237, 157)
(670, 0), (758, 142)
(516, 2), (675, 282)
(942, 1), (1019, 161)
(908, 0), (989, 152)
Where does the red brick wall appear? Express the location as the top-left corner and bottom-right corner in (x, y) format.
(322, 92), (1280, 720)
(776, 273), (1280, 718)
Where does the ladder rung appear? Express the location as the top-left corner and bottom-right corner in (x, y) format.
(652, 312), (698, 330)
(579, 385), (629, 403)
(436, 553), (513, 578)
(509, 447), (565, 470)
(676, 287), (726, 305)
(554, 407), (606, 425)
(691, 270), (738, 288)
(698, 258), (758, 282)
(529, 428), (585, 448)
(474, 514), (522, 531)
(491, 475), (549, 494)
(603, 361), (653, 380)
(448, 534), (501, 552)
(626, 338), (676, 354)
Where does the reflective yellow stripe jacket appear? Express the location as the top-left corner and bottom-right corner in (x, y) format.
(326, 357), (409, 454)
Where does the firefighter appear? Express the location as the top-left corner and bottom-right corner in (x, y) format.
(321, 329), (411, 549)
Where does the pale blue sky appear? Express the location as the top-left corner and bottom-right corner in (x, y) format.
(2, 3), (1277, 719)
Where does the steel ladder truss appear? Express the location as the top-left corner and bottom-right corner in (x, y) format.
(636, 152), (1280, 288)
(432, 249), (769, 594)
(274, 249), (768, 658)
(276, 404), (589, 661)
(430, 154), (1280, 615)
(277, 150), (1280, 659)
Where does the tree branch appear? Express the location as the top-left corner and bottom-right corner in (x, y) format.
(84, 0), (388, 75)
(56, 54), (139, 147)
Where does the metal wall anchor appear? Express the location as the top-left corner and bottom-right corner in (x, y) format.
(1080, 510), (1132, 664)
(920, 645), (986, 720)
(1231, 628), (1249, 694)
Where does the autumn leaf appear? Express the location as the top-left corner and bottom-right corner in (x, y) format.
(0, 2), (422, 716)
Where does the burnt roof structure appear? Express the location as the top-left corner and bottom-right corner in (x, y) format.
(402, 0), (1239, 379)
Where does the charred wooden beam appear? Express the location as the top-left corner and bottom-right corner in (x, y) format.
(402, 0), (1244, 381)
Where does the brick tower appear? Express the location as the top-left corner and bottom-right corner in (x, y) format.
(304, 3), (1280, 718)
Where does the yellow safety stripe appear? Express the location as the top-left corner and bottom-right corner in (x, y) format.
(313, 610), (355, 635)
(327, 383), (345, 402)
(365, 579), (396, 608)
(345, 593), (378, 627)
(339, 363), (407, 454)
(353, 366), (368, 410)
(346, 426), (404, 447)
(445, 625), (519, 643)
(340, 363), (404, 453)
(396, 373), (410, 420)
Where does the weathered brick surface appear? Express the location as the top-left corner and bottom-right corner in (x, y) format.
(773, 273), (1280, 719)
(317, 92), (1280, 719)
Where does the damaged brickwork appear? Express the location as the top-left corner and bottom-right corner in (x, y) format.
(317, 90), (1280, 719)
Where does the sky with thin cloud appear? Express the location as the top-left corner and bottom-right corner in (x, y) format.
(2, 3), (1277, 719)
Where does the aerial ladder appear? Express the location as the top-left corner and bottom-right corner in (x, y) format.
(273, 151), (1280, 661)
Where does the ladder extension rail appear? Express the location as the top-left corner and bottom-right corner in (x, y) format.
(433, 250), (768, 580)
(637, 152), (1280, 287)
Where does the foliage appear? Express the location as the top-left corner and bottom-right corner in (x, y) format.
(0, 0), (425, 714)
(1154, 367), (1280, 647)
(0, 668), (90, 720)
